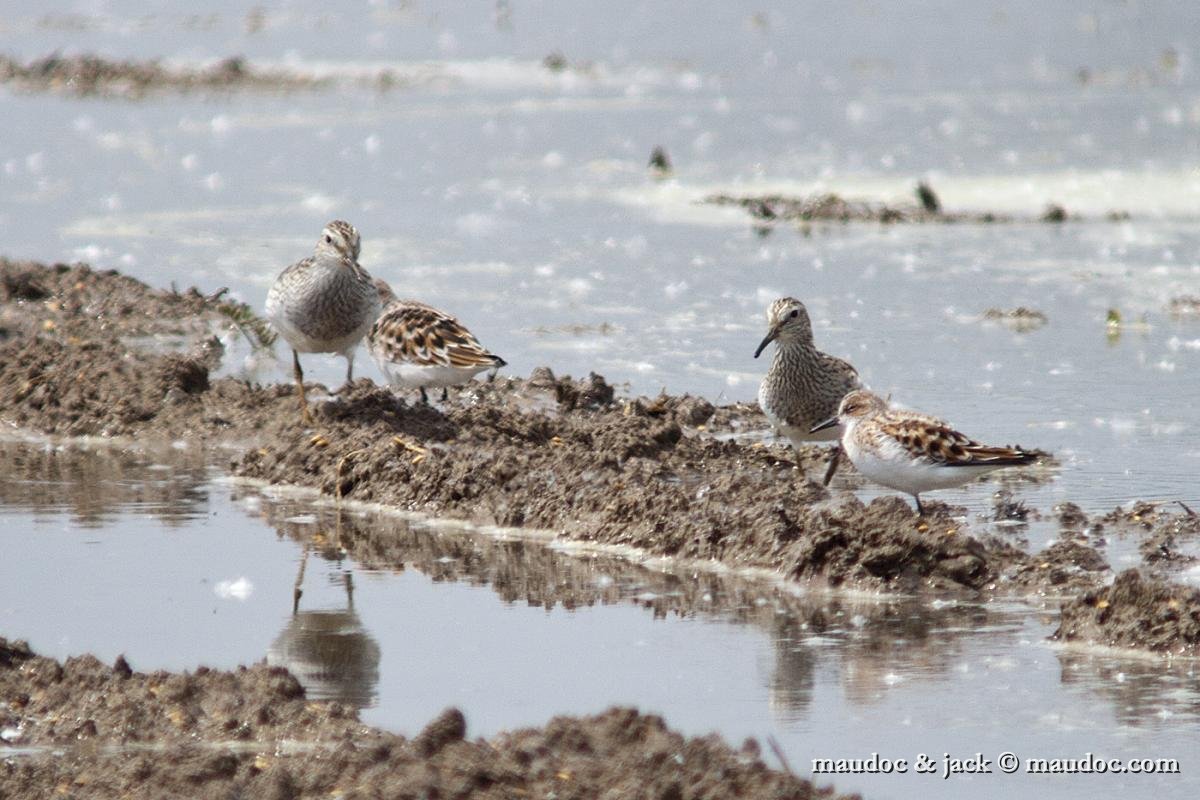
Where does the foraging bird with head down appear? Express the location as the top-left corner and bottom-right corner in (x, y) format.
(755, 297), (861, 484)
(811, 389), (1039, 515)
(265, 220), (382, 424)
(368, 279), (506, 403)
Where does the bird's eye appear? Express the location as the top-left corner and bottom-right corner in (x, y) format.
(789, 309), (799, 318)
(324, 235), (333, 244)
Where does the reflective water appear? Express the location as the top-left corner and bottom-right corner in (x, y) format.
(1, 442), (1197, 799)
(2, 1), (1198, 517)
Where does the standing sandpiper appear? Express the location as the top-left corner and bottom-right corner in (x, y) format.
(811, 389), (1039, 515)
(755, 297), (861, 484)
(368, 279), (506, 403)
(265, 220), (382, 424)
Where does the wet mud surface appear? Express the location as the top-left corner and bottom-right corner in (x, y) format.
(1, 258), (1196, 649)
(1100, 502), (1200, 574)
(1052, 570), (1200, 657)
(0, 639), (846, 800)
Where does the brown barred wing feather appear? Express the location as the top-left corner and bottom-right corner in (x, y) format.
(880, 416), (1035, 467)
(371, 301), (504, 369)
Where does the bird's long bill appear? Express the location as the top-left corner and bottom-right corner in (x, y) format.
(810, 415), (839, 434)
(753, 326), (780, 358)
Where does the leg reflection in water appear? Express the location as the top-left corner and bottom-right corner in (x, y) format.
(269, 513), (381, 710)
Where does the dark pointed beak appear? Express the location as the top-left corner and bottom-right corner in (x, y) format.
(810, 416), (839, 434)
(753, 326), (780, 359)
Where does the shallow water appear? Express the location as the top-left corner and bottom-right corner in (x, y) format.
(1, 442), (1198, 799)
(2, 1), (1199, 517)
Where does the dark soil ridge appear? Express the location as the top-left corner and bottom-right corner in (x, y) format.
(0, 51), (573, 99)
(1052, 569), (1200, 658)
(0, 53), (336, 98)
(0, 638), (851, 800)
(0, 259), (1129, 604)
(705, 192), (1131, 226)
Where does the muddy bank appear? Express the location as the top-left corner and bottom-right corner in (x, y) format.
(1052, 570), (1200, 657)
(3, 257), (1198, 650)
(0, 639), (849, 800)
(1095, 502), (1200, 574)
(0, 53), (336, 98)
(705, 190), (1131, 227)
(0, 51), (600, 99)
(1, 258), (1055, 598)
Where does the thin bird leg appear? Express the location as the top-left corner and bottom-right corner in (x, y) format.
(440, 387), (448, 403)
(419, 387), (429, 404)
(292, 543), (310, 615)
(293, 350), (314, 425)
(821, 445), (843, 487)
(914, 494), (925, 516)
(343, 352), (355, 387)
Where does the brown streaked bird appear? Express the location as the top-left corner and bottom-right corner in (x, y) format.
(755, 297), (862, 484)
(368, 279), (506, 403)
(265, 220), (381, 424)
(811, 389), (1039, 515)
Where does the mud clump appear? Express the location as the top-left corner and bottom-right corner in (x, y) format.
(916, 181), (941, 213)
(629, 391), (717, 428)
(0, 257), (263, 343)
(1100, 502), (1200, 575)
(1003, 539), (1111, 596)
(1041, 203), (1069, 223)
(1166, 295), (1200, 318)
(648, 145), (673, 175)
(0, 639), (850, 800)
(992, 488), (1038, 521)
(982, 307), (1048, 332)
(1052, 570), (1200, 657)
(1, 268), (49, 302)
(0, 637), (351, 747)
(1054, 502), (1090, 530)
(550, 369), (616, 410)
(412, 707), (468, 756)
(159, 353), (211, 396)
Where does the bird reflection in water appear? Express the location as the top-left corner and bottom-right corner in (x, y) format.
(267, 514), (381, 710)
